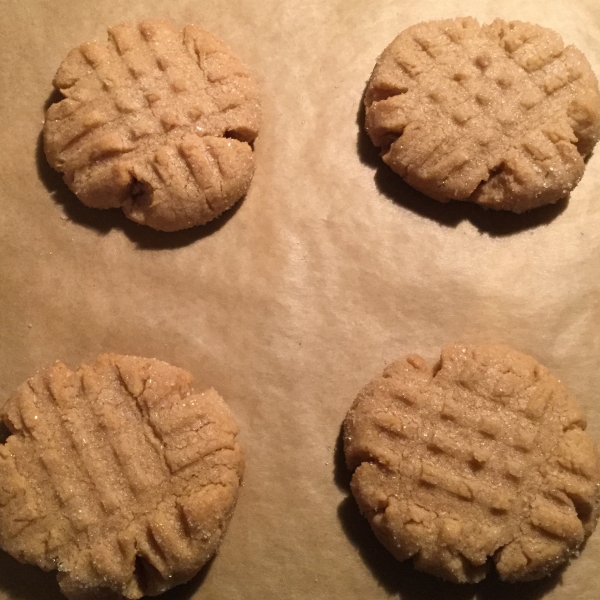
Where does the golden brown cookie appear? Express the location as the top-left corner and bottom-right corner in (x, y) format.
(44, 20), (260, 231)
(343, 344), (600, 582)
(0, 355), (244, 599)
(365, 18), (600, 212)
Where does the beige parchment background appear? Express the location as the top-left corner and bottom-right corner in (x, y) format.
(1, 0), (599, 598)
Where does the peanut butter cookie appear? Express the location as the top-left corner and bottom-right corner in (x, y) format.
(365, 18), (600, 212)
(344, 344), (600, 582)
(44, 20), (260, 231)
(0, 355), (244, 599)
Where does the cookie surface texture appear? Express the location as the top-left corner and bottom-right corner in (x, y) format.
(365, 18), (600, 212)
(343, 344), (600, 582)
(44, 20), (260, 231)
(0, 355), (244, 599)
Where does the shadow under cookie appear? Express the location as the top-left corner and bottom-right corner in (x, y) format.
(332, 425), (351, 492)
(35, 128), (245, 250)
(355, 99), (570, 237)
(155, 556), (215, 600)
(337, 491), (564, 600)
(0, 548), (216, 600)
(337, 495), (476, 600)
(373, 163), (569, 237)
(0, 551), (64, 600)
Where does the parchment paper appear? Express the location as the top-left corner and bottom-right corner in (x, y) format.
(1, 0), (599, 599)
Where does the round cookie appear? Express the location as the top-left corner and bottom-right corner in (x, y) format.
(364, 18), (600, 212)
(0, 355), (244, 599)
(44, 20), (260, 231)
(343, 344), (600, 583)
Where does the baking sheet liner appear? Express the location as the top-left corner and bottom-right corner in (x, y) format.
(1, 0), (599, 598)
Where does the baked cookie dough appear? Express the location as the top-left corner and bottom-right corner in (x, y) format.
(343, 344), (600, 582)
(0, 355), (244, 599)
(364, 18), (600, 212)
(44, 20), (260, 231)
